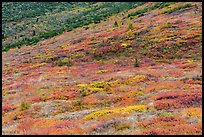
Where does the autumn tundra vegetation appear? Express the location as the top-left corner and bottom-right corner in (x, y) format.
(2, 2), (202, 135)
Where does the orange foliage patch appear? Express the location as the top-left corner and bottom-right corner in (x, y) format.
(185, 79), (202, 85)
(83, 95), (100, 105)
(113, 97), (136, 107)
(180, 107), (202, 119)
(145, 81), (183, 93)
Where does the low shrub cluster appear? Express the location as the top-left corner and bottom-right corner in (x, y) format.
(54, 57), (73, 67)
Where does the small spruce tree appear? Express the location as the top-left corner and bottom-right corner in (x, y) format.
(114, 21), (119, 27)
(134, 57), (139, 67)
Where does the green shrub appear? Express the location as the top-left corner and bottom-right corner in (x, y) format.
(159, 112), (176, 117)
(54, 57), (73, 67)
(163, 22), (172, 28)
(141, 46), (148, 56)
(81, 91), (87, 97)
(134, 57), (139, 67)
(128, 22), (133, 29)
(159, 3), (192, 14)
(115, 123), (131, 131)
(20, 100), (31, 111)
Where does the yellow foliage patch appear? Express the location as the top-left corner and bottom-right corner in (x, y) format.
(125, 75), (146, 84)
(128, 90), (144, 97)
(83, 105), (151, 120)
(29, 63), (47, 69)
(78, 80), (121, 95)
(121, 43), (128, 47)
(127, 29), (133, 35)
(187, 59), (197, 63)
(96, 70), (108, 74)
(61, 43), (70, 50)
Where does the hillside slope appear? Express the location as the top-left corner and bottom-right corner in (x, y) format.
(2, 2), (144, 51)
(2, 2), (202, 135)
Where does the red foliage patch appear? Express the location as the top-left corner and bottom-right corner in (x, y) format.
(141, 123), (202, 135)
(28, 96), (42, 103)
(2, 105), (13, 113)
(51, 121), (76, 129)
(17, 121), (33, 131)
(93, 43), (124, 57)
(137, 115), (202, 135)
(17, 119), (84, 135)
(138, 116), (187, 128)
(87, 123), (101, 133)
(152, 90), (202, 110)
(49, 91), (78, 100)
